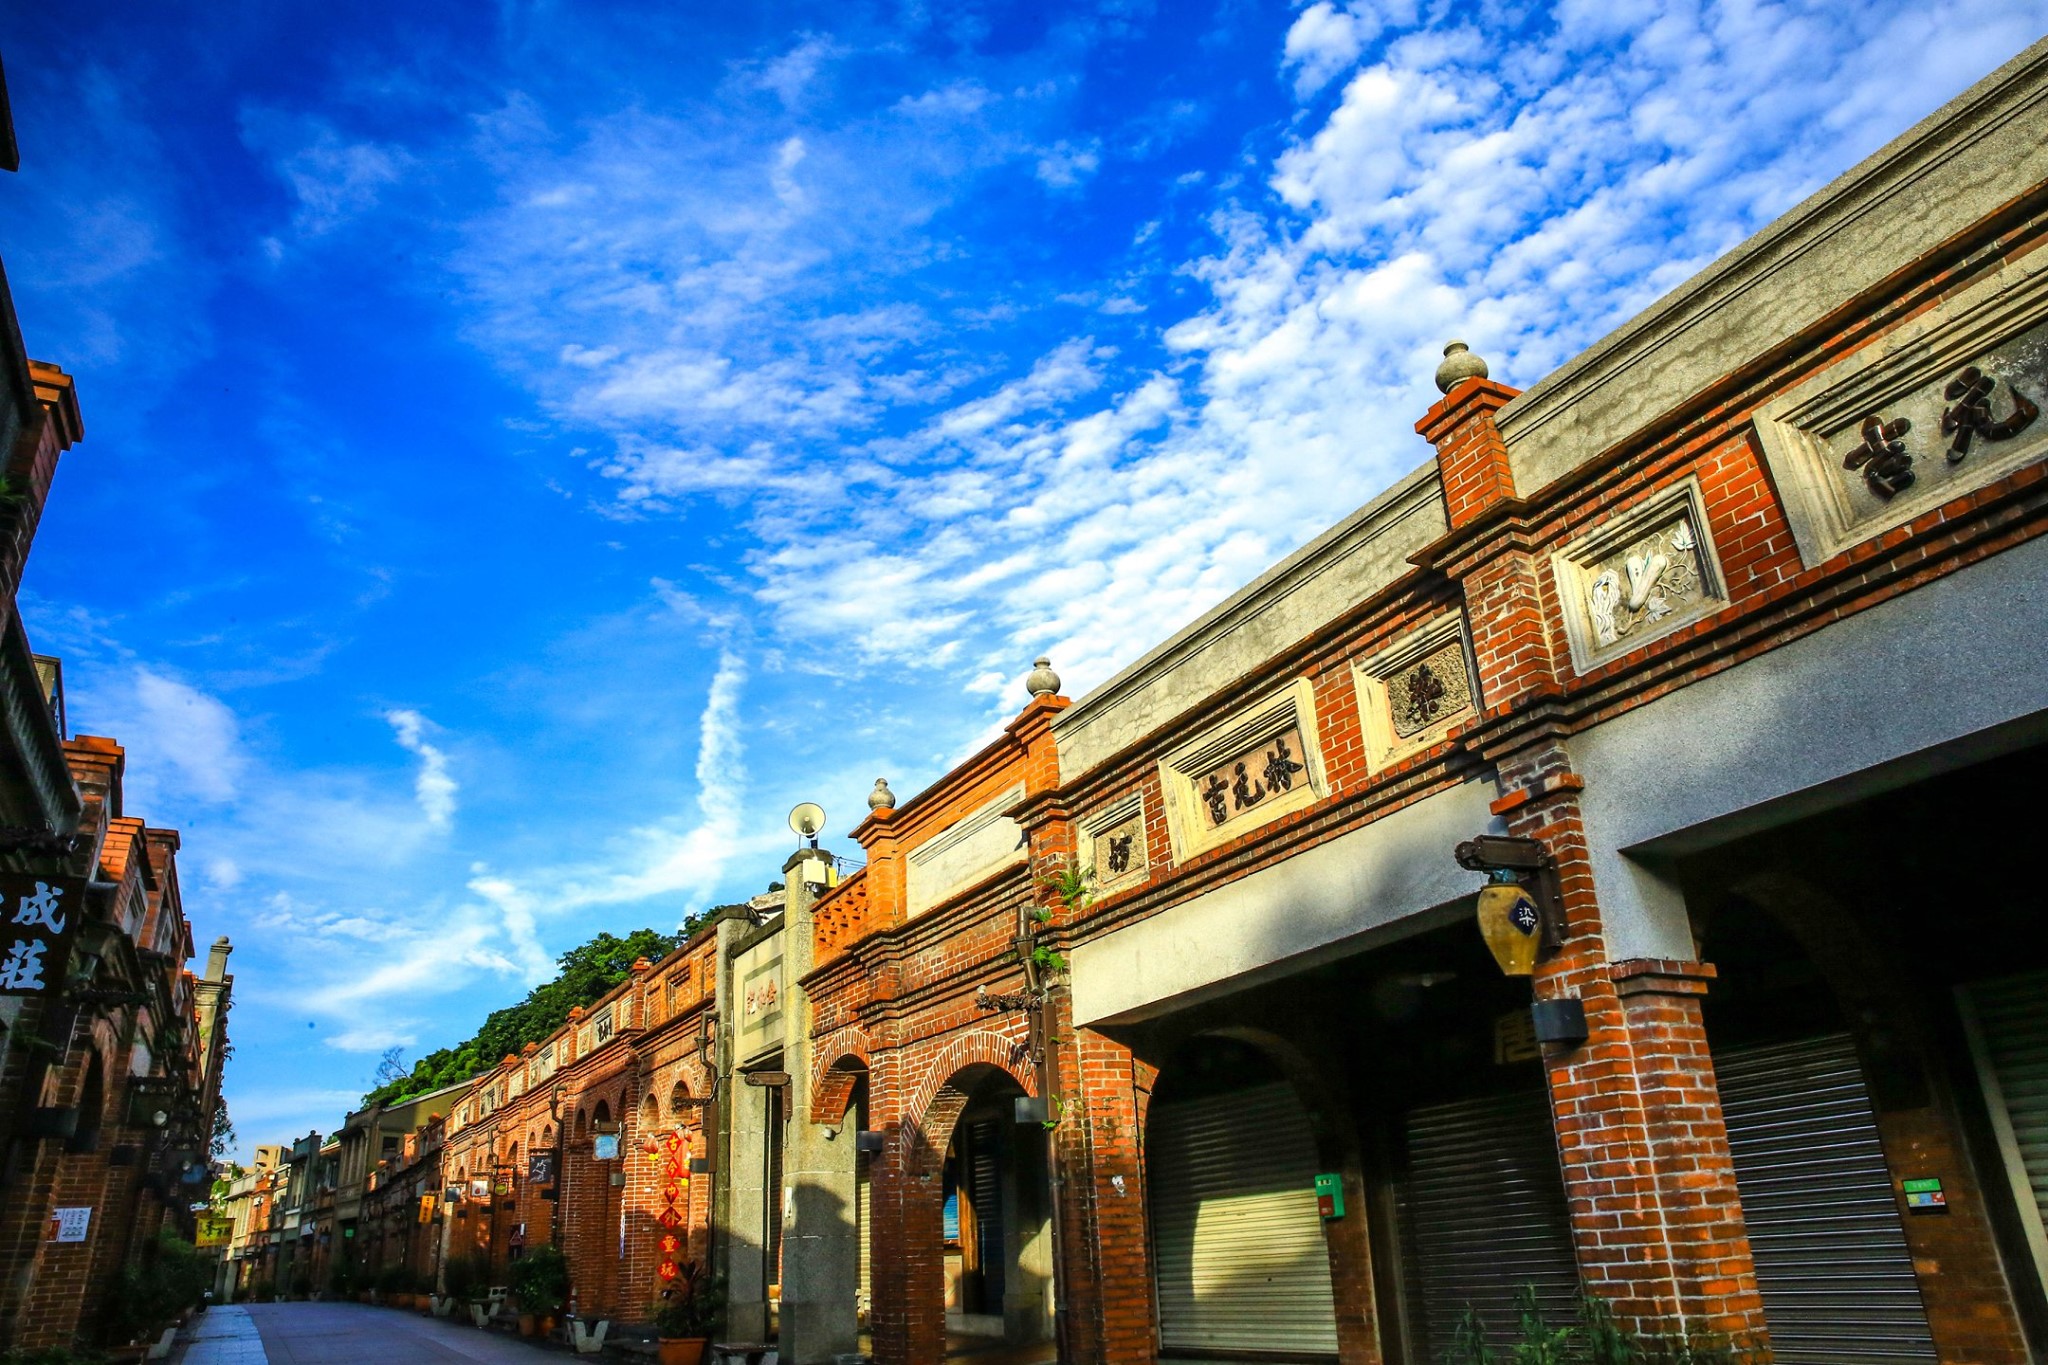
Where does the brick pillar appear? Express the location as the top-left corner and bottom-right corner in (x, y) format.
(1415, 376), (1522, 530)
(1495, 748), (1770, 1350)
(866, 1101), (947, 1365)
(1059, 1023), (1154, 1365)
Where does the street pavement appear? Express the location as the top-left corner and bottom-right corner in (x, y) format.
(174, 1302), (577, 1364)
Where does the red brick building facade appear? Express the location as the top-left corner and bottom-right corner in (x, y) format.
(778, 37), (2048, 1365)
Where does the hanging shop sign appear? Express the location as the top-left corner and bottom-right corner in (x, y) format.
(0, 875), (86, 997)
(593, 1133), (620, 1161)
(417, 1196), (436, 1225)
(195, 1213), (234, 1248)
(528, 1152), (557, 1185)
(469, 1178), (490, 1201)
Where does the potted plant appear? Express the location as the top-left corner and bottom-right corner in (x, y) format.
(415, 1270), (438, 1313)
(650, 1263), (725, 1365)
(507, 1244), (568, 1337)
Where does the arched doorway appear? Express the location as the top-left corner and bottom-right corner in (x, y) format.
(1145, 1035), (1339, 1360)
(927, 1064), (1055, 1353)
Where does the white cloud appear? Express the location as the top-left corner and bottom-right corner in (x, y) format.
(93, 667), (247, 808)
(385, 708), (458, 829)
(1283, 2), (1384, 97)
(325, 1024), (418, 1053)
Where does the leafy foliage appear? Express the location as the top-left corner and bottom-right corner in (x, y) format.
(650, 1262), (725, 1339)
(508, 1244), (570, 1314)
(104, 1231), (212, 1345)
(359, 926), (692, 1108)
(1442, 1292), (1757, 1365)
(210, 1098), (236, 1160)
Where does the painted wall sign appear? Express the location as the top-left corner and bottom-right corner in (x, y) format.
(593, 1133), (620, 1161)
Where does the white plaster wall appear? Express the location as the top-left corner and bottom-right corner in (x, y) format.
(904, 787), (1027, 919)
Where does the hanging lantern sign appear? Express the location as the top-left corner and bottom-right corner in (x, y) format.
(1476, 873), (1544, 976)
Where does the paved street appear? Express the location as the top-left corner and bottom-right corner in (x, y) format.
(176, 1304), (572, 1365)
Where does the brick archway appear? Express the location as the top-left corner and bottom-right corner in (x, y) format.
(901, 1026), (1036, 1165)
(808, 1027), (874, 1124)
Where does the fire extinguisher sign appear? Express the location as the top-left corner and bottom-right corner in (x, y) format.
(1313, 1173), (1344, 1220)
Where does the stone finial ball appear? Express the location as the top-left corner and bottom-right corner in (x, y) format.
(1025, 657), (1061, 698)
(867, 778), (897, 810)
(1434, 340), (1489, 395)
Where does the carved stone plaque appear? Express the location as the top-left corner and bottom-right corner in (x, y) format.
(1194, 724), (1310, 831)
(1551, 476), (1726, 675)
(1752, 250), (2048, 569)
(1387, 641), (1474, 740)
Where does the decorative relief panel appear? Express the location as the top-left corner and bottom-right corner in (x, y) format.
(1080, 795), (1148, 890)
(1353, 615), (1478, 772)
(904, 784), (1028, 918)
(1551, 476), (1727, 675)
(1754, 250), (2048, 568)
(1157, 677), (1329, 862)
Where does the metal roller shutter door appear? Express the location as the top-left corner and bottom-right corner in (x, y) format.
(1718, 1033), (1937, 1364)
(1399, 1085), (1580, 1355)
(1149, 1081), (1339, 1358)
(1959, 971), (2048, 1292)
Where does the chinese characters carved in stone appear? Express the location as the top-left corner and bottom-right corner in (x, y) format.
(1199, 726), (1310, 828)
(1846, 363), (2038, 500)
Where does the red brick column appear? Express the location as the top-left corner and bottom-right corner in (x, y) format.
(1415, 377), (1522, 529)
(1057, 1022), (1152, 1365)
(1499, 754), (1769, 1350)
(866, 1119), (947, 1365)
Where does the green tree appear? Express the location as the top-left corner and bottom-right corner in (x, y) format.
(358, 923), (731, 1108)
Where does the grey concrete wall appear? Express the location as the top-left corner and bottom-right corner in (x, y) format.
(1070, 779), (1502, 1027)
(1571, 530), (2048, 961)
(1498, 37), (2048, 499)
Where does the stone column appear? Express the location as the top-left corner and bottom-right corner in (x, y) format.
(779, 845), (860, 1364)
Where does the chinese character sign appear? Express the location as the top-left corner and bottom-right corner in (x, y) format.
(47, 1207), (91, 1243)
(0, 874), (84, 997)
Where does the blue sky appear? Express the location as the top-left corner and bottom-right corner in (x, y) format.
(3, 0), (2039, 1153)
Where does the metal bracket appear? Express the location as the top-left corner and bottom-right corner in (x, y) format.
(0, 827), (91, 860)
(1454, 835), (1566, 950)
(975, 988), (1044, 1014)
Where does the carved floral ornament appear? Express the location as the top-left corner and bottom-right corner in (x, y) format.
(1551, 476), (1728, 675)
(1080, 796), (1148, 887)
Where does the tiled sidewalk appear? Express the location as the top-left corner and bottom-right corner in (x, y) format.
(172, 1306), (268, 1365)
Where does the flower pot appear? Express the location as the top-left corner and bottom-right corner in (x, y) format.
(470, 1303), (490, 1328)
(658, 1338), (709, 1365)
(518, 1313), (537, 1336)
(540, 1314), (559, 1338)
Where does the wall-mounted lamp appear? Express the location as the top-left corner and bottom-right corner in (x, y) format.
(1455, 835), (1564, 976)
